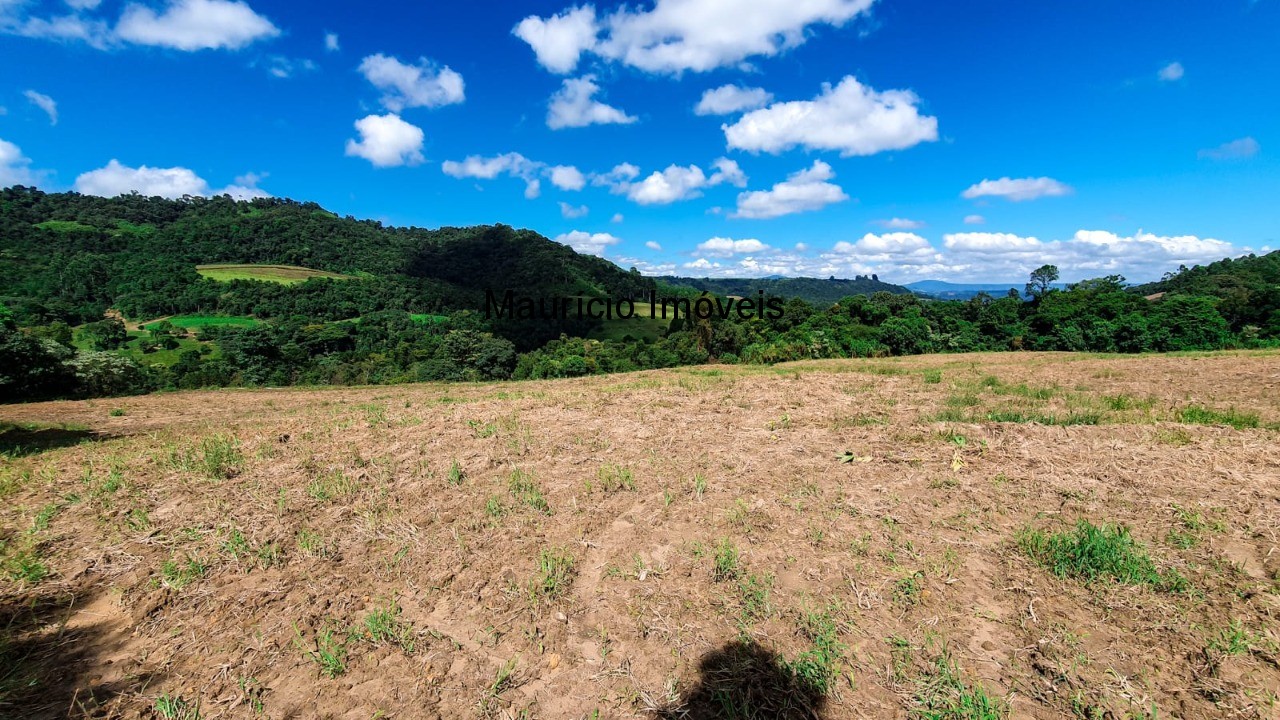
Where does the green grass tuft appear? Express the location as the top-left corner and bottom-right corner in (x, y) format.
(1018, 520), (1186, 591)
(1177, 405), (1261, 430)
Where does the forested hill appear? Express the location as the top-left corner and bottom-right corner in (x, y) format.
(658, 274), (911, 306)
(1129, 251), (1280, 331)
(0, 186), (652, 346)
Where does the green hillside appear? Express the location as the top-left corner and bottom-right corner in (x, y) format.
(658, 274), (911, 306)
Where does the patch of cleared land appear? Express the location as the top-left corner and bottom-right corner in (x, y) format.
(196, 263), (355, 284)
(1, 351), (1278, 719)
(140, 315), (261, 331)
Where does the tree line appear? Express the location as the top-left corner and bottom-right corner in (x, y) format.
(2, 186), (1276, 402)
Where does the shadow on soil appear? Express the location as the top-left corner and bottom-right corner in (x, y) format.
(658, 640), (828, 719)
(0, 585), (157, 719)
(0, 425), (115, 458)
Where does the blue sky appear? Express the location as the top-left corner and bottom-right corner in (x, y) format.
(2, 0), (1277, 283)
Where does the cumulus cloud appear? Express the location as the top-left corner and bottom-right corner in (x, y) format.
(442, 153), (537, 181)
(623, 158), (746, 205)
(963, 214), (985, 225)
(627, 165), (710, 205)
(830, 232), (931, 258)
(512, 5), (598, 74)
(1158, 61), (1184, 82)
(442, 152), (539, 197)
(695, 85), (773, 115)
(645, 240), (661, 250)
(514, 0), (874, 74)
(324, 31), (338, 52)
(696, 237), (772, 257)
(723, 76), (938, 157)
(1198, 137), (1260, 161)
(554, 230), (621, 256)
(961, 176), (1072, 202)
(590, 162), (641, 192)
(547, 75), (636, 129)
(806, 227), (1246, 284)
(441, 153), (593, 198)
(115, 0), (279, 50)
(874, 217), (923, 230)
(23, 90), (57, 125)
(611, 212), (624, 223)
(709, 157), (747, 187)
(73, 158), (270, 199)
(731, 160), (848, 219)
(548, 164), (586, 191)
(931, 230), (1237, 283)
(358, 53), (465, 112)
(0, 138), (41, 187)
(344, 114), (425, 167)
(559, 201), (589, 218)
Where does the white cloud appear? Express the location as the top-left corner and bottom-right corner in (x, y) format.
(548, 164), (586, 191)
(1158, 61), (1184, 82)
(611, 212), (624, 223)
(441, 153), (591, 198)
(67, 0), (103, 9)
(515, 0), (874, 75)
(627, 165), (709, 205)
(262, 55), (316, 79)
(23, 90), (57, 125)
(684, 258), (721, 271)
(709, 157), (747, 187)
(928, 230), (1237, 283)
(73, 159), (270, 199)
(0, 138), (40, 187)
(590, 162), (640, 192)
(344, 114), (425, 168)
(512, 5), (598, 74)
(645, 240), (661, 251)
(963, 214), (985, 225)
(358, 54), (465, 112)
(731, 160), (849, 219)
(723, 76), (938, 157)
(441, 152), (536, 181)
(619, 157), (746, 205)
(559, 201), (589, 218)
(961, 176), (1072, 202)
(324, 31), (338, 52)
(115, 0), (279, 50)
(695, 85), (773, 115)
(547, 75), (637, 129)
(943, 232), (1043, 253)
(1198, 137), (1260, 161)
(554, 230), (621, 257)
(2, 10), (113, 48)
(830, 232), (932, 259)
(696, 237), (772, 257)
(874, 217), (923, 230)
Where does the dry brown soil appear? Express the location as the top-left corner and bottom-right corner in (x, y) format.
(2, 351), (1278, 719)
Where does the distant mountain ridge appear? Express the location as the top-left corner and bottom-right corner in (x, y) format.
(906, 280), (1070, 299)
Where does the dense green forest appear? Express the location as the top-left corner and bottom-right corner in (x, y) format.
(2, 187), (1277, 402)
